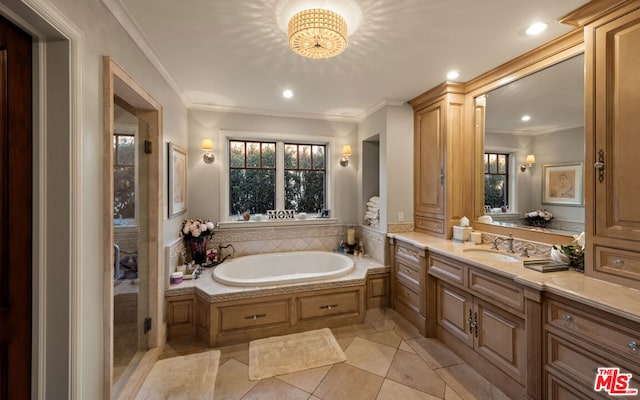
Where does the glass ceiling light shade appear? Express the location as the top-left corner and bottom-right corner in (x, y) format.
(288, 9), (348, 59)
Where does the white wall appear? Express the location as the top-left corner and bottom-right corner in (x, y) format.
(357, 107), (386, 227)
(187, 109), (358, 223)
(3, 0), (189, 398)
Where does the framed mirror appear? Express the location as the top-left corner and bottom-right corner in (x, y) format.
(467, 30), (584, 243)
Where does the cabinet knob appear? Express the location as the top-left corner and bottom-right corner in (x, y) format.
(629, 341), (638, 352)
(562, 315), (573, 322)
(612, 259), (625, 267)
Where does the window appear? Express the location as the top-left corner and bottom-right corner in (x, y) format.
(113, 133), (135, 220)
(228, 140), (327, 216)
(484, 152), (509, 208)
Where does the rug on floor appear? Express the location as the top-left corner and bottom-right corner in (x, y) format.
(136, 349), (220, 399)
(249, 328), (346, 381)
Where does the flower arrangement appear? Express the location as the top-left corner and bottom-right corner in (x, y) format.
(525, 209), (553, 227)
(180, 219), (215, 240)
(552, 232), (585, 272)
(181, 219), (215, 265)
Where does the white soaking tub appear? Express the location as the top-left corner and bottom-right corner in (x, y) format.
(212, 251), (354, 287)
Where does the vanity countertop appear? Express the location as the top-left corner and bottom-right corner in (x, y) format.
(166, 254), (388, 303)
(388, 231), (640, 324)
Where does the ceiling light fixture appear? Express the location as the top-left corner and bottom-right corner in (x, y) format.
(525, 22), (548, 36)
(447, 71), (460, 80)
(283, 89), (293, 98)
(288, 9), (348, 59)
(521, 115), (531, 122)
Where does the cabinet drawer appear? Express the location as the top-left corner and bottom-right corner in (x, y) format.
(546, 333), (640, 398)
(298, 290), (360, 320)
(219, 299), (290, 332)
(429, 255), (466, 287)
(594, 246), (640, 283)
(468, 268), (524, 314)
(397, 258), (420, 284)
(547, 299), (640, 362)
(395, 281), (420, 312)
(546, 371), (598, 400)
(396, 242), (421, 265)
(415, 215), (444, 235)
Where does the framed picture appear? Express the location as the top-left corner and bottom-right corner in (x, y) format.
(542, 162), (583, 206)
(168, 142), (187, 218)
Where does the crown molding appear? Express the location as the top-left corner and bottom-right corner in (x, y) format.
(189, 102), (359, 123)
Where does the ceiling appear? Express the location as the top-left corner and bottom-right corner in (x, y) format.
(107, 0), (589, 122)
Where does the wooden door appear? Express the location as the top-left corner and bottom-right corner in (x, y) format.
(593, 8), (640, 242)
(474, 299), (526, 384)
(0, 14), (32, 400)
(436, 281), (473, 348)
(414, 99), (444, 217)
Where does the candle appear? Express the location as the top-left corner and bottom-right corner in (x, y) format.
(347, 229), (355, 245)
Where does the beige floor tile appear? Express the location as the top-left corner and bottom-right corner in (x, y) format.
(160, 335), (210, 360)
(217, 342), (249, 366)
(399, 340), (417, 354)
(376, 379), (442, 400)
(370, 318), (398, 332)
(393, 319), (422, 340)
(386, 350), (446, 397)
(344, 337), (397, 377)
(405, 337), (463, 369)
(364, 330), (403, 349)
(276, 365), (332, 393)
(444, 385), (463, 400)
(213, 359), (257, 400)
(365, 307), (401, 323)
(313, 363), (384, 400)
(242, 377), (310, 400)
(336, 336), (355, 352)
(331, 322), (377, 340)
(435, 364), (508, 400)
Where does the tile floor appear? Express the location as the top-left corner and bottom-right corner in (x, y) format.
(161, 308), (510, 400)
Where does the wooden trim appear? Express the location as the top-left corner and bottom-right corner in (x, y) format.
(408, 81), (465, 111)
(559, 0), (636, 27)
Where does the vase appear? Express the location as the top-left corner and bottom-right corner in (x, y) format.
(528, 219), (549, 227)
(190, 236), (208, 265)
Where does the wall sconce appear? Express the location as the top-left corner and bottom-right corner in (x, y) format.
(201, 138), (215, 164)
(520, 154), (535, 172)
(340, 144), (352, 167)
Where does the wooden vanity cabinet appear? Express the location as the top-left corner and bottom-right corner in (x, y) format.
(166, 294), (196, 340)
(430, 254), (533, 399)
(409, 83), (472, 239)
(575, 1), (640, 289)
(544, 294), (640, 399)
(389, 237), (427, 334)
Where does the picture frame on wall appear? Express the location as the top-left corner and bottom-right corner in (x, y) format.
(168, 142), (187, 218)
(542, 162), (583, 206)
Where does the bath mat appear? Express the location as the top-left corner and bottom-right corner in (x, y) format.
(136, 349), (220, 399)
(248, 328), (346, 381)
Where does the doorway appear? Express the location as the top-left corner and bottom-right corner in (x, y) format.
(103, 57), (162, 399)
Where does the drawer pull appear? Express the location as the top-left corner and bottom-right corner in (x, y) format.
(628, 341), (638, 352)
(612, 259), (625, 266)
(244, 313), (266, 320)
(320, 304), (339, 310)
(468, 309), (474, 334)
(562, 315), (573, 323)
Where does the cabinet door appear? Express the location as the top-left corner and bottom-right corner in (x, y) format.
(414, 99), (444, 217)
(593, 8), (640, 242)
(436, 281), (473, 348)
(474, 298), (526, 384)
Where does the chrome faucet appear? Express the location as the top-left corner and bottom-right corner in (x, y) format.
(218, 243), (236, 263)
(492, 233), (515, 253)
(520, 244), (534, 258)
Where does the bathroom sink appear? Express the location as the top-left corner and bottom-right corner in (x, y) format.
(462, 248), (521, 263)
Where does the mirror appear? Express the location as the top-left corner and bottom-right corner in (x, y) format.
(477, 53), (584, 236)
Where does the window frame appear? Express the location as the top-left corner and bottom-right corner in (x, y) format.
(219, 130), (335, 221)
(113, 131), (138, 225)
(484, 151), (510, 208)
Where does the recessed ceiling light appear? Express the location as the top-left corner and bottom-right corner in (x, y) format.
(446, 70), (460, 80)
(282, 89), (293, 99)
(521, 115), (531, 122)
(525, 22), (548, 36)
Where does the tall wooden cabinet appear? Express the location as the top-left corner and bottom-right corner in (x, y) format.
(573, 0), (640, 289)
(409, 83), (473, 238)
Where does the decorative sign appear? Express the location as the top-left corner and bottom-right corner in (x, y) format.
(267, 210), (295, 219)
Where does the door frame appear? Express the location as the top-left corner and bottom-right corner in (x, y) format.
(103, 56), (163, 400)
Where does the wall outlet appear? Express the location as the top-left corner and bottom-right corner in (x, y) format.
(398, 212), (404, 222)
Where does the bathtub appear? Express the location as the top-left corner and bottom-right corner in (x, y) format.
(212, 251), (355, 287)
